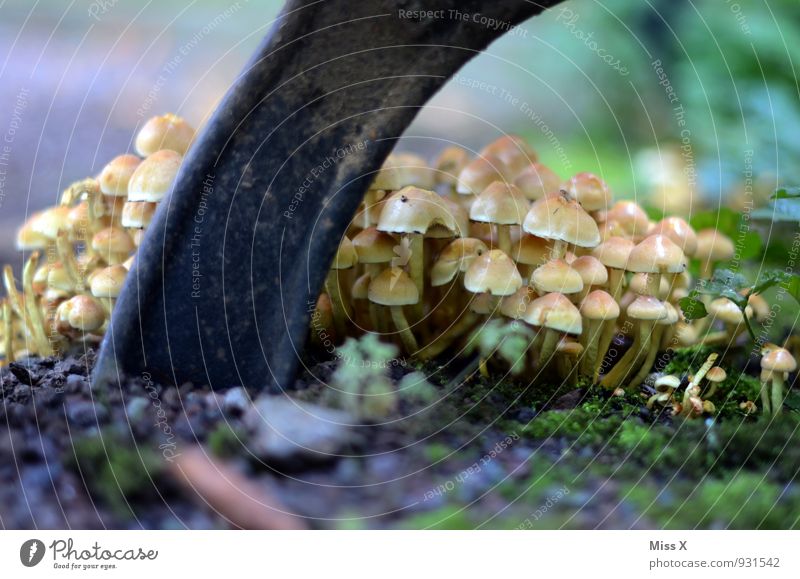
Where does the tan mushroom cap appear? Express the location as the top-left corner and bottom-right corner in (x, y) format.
(514, 163), (561, 201)
(511, 234), (551, 267)
(90, 264), (127, 298)
(627, 295), (668, 320)
(30, 206), (72, 240)
(368, 267), (419, 306)
(91, 227), (135, 257)
(580, 289), (620, 320)
(370, 155), (405, 191)
(98, 154), (141, 197)
(523, 192), (601, 248)
(352, 227), (397, 264)
(431, 238), (488, 287)
(456, 155), (507, 195)
(469, 181), (529, 226)
(66, 198), (107, 234)
(629, 272), (650, 295)
(706, 297), (744, 324)
(746, 293), (770, 322)
(531, 259), (583, 294)
(563, 172), (611, 213)
(706, 366), (727, 383)
(47, 264), (73, 293)
(464, 249), (522, 296)
(499, 286), (536, 319)
(121, 201), (157, 229)
(524, 292), (582, 335)
(659, 302), (679, 325)
(433, 196), (469, 238)
(650, 217), (697, 257)
(390, 153), (436, 190)
(591, 236), (634, 270)
(128, 149), (182, 202)
(330, 236), (357, 270)
(16, 220), (50, 251)
(470, 292), (493, 315)
(557, 337), (584, 357)
(377, 186), (458, 236)
(695, 229), (735, 263)
(627, 234), (686, 274)
(654, 374), (681, 391)
(480, 135), (537, 175)
(135, 113), (195, 157)
(434, 146), (470, 186)
(66, 295), (106, 331)
(761, 347), (797, 373)
(601, 201), (650, 239)
(351, 273), (371, 301)
(571, 255), (608, 287)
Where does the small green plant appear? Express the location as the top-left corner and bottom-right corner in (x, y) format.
(466, 319), (535, 376)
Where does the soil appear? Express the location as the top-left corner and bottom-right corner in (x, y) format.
(1, 347), (798, 530)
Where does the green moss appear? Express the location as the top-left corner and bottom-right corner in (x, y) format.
(401, 505), (475, 530)
(424, 443), (452, 464)
(208, 423), (244, 457)
(663, 345), (716, 376)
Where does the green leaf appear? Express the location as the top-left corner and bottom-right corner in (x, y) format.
(771, 187), (800, 200)
(679, 297), (708, 320)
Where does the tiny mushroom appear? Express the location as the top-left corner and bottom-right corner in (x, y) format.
(523, 191), (601, 260)
(468, 181), (529, 254)
(524, 292), (582, 366)
(760, 347), (797, 415)
(135, 113), (195, 157)
(368, 267), (420, 354)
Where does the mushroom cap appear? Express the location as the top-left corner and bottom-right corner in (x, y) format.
(591, 236), (634, 270)
(464, 249), (522, 296)
(135, 113), (195, 157)
(629, 273), (650, 295)
(351, 273), (371, 300)
(523, 292), (582, 335)
(368, 267), (419, 306)
(531, 259), (583, 294)
(523, 192), (600, 248)
(514, 163), (561, 201)
(330, 236), (357, 270)
(91, 264), (127, 298)
(650, 217), (697, 257)
(98, 154), (141, 197)
(557, 337), (584, 357)
(480, 135), (537, 175)
(571, 255), (608, 287)
(432, 196), (469, 238)
(695, 229), (735, 263)
(377, 186), (458, 236)
(370, 155), (405, 191)
(469, 181), (529, 225)
(470, 292), (493, 315)
(706, 366), (727, 383)
(15, 219), (50, 251)
(456, 155), (507, 195)
(654, 374), (681, 391)
(66, 295), (106, 331)
(707, 297), (746, 324)
(91, 227), (135, 257)
(431, 238), (488, 286)
(511, 234), (551, 266)
(499, 286), (536, 319)
(659, 301), (679, 325)
(30, 206), (72, 240)
(66, 198), (107, 234)
(121, 201), (157, 229)
(128, 149), (182, 202)
(627, 295), (668, 320)
(627, 234), (686, 274)
(761, 347), (796, 373)
(580, 289), (620, 320)
(746, 293), (770, 322)
(390, 153), (436, 190)
(352, 227), (397, 264)
(601, 201), (650, 239)
(563, 172), (611, 213)
(434, 146), (470, 186)
(47, 264), (73, 293)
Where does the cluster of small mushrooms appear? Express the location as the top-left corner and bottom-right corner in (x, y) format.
(0, 114), (194, 363)
(0, 118), (794, 417)
(314, 134), (796, 416)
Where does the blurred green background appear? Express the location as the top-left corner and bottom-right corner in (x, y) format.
(0, 0), (797, 264)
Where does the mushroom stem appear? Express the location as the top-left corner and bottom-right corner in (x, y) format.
(408, 233), (424, 319)
(628, 325), (665, 389)
(601, 320), (651, 389)
(771, 375), (786, 415)
(497, 225), (512, 255)
(580, 319), (601, 377)
(56, 231), (84, 291)
(551, 239), (568, 261)
(22, 254), (54, 356)
(390, 305), (418, 354)
(607, 268), (624, 301)
(325, 270), (348, 339)
(419, 297), (477, 360)
(759, 380), (772, 415)
(538, 329), (559, 367)
(2, 299), (13, 364)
